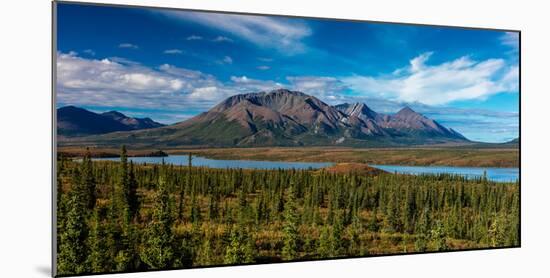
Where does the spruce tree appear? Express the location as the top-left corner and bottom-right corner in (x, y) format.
(87, 208), (109, 273)
(331, 211), (344, 256)
(81, 148), (96, 210)
(348, 214), (363, 256)
(56, 154), (66, 207)
(141, 177), (175, 269)
(127, 161), (139, 220)
(207, 194), (218, 221)
(367, 207), (379, 232)
(317, 225), (333, 258)
(178, 154), (192, 220)
(224, 225), (254, 264)
(282, 185), (299, 261)
(57, 192), (89, 275)
(111, 146), (131, 225)
(414, 208), (430, 252)
(430, 220), (449, 251)
(190, 193), (202, 224)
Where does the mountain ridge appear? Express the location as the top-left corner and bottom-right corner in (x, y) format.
(57, 106), (164, 137)
(59, 89), (468, 147)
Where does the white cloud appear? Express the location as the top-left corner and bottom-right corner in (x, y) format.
(56, 52), (223, 110)
(107, 56), (141, 66)
(257, 65), (270, 70)
(223, 56), (233, 64)
(258, 57), (273, 62)
(163, 49), (183, 54)
(83, 49), (95, 56)
(56, 52), (282, 112)
(186, 35), (203, 40)
(287, 76), (347, 104)
(500, 32), (519, 51)
(342, 53), (518, 106)
(410, 52), (432, 72)
(159, 10), (311, 54)
(212, 36), (233, 43)
(158, 64), (214, 80)
(188, 86), (227, 102)
(218, 56), (233, 64)
(118, 43), (139, 49)
(230, 76), (283, 92)
(57, 52), (186, 94)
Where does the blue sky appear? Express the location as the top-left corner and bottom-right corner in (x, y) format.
(56, 3), (519, 143)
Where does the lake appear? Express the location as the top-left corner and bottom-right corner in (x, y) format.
(94, 155), (519, 183)
(95, 155), (333, 170)
(370, 164), (519, 183)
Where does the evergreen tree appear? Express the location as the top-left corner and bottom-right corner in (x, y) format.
(367, 207), (379, 232)
(348, 214), (363, 255)
(57, 154), (66, 207)
(385, 194), (401, 233)
(178, 154), (192, 220)
(414, 208), (430, 252)
(117, 145), (131, 223)
(331, 211), (344, 256)
(488, 213), (506, 247)
(190, 193), (202, 224)
(57, 192), (89, 275)
(317, 225), (333, 258)
(224, 225), (254, 264)
(140, 177), (175, 269)
(430, 220), (449, 251)
(207, 194), (218, 221)
(115, 221), (139, 271)
(127, 161), (139, 220)
(81, 148), (96, 210)
(87, 208), (109, 273)
(282, 185), (299, 261)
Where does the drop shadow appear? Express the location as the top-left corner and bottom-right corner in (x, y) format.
(35, 265), (51, 277)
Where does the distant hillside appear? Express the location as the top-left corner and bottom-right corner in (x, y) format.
(57, 106), (164, 136)
(60, 89), (470, 147)
(451, 137), (519, 149)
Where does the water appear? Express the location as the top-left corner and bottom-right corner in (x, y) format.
(95, 155), (333, 170)
(94, 155), (519, 183)
(369, 164), (519, 183)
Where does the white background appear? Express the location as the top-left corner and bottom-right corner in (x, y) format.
(0, 0), (548, 277)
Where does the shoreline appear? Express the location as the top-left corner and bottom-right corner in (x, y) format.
(59, 146), (519, 168)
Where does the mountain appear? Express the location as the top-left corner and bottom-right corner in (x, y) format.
(62, 89), (468, 147)
(101, 111), (164, 130)
(170, 89), (354, 145)
(57, 106), (164, 136)
(334, 103), (467, 140)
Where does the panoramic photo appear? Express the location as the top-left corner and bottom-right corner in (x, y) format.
(54, 2), (519, 276)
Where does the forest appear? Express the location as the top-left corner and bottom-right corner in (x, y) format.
(56, 146), (519, 276)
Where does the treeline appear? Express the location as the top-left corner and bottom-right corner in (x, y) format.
(56, 147), (519, 276)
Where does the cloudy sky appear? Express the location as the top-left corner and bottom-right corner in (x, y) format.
(56, 3), (519, 143)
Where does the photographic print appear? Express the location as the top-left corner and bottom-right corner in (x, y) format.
(54, 2), (520, 276)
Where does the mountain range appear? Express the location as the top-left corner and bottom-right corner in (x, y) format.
(57, 106), (164, 136)
(58, 89), (469, 147)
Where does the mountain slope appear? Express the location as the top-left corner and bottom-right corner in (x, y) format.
(101, 111), (164, 130)
(377, 106), (467, 140)
(60, 89), (468, 147)
(57, 106), (164, 136)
